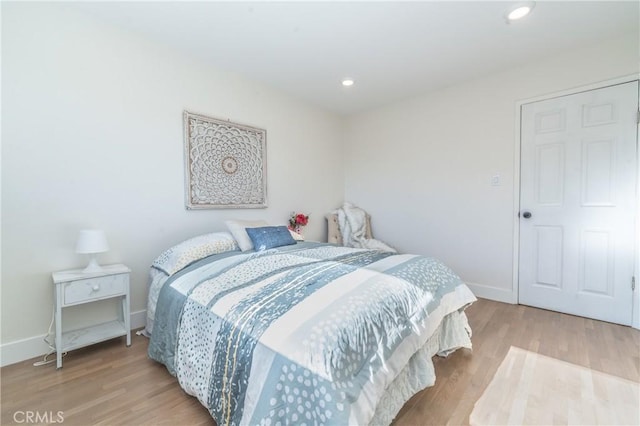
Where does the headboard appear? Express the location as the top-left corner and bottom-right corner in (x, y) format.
(325, 213), (372, 245)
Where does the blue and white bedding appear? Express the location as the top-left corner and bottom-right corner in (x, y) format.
(146, 242), (476, 425)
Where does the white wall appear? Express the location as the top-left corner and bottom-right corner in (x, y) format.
(1, 3), (344, 362)
(344, 34), (639, 302)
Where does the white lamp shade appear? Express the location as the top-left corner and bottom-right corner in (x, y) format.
(75, 229), (109, 254)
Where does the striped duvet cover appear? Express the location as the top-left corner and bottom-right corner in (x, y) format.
(147, 242), (476, 425)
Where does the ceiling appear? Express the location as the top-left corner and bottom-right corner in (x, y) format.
(68, 1), (639, 116)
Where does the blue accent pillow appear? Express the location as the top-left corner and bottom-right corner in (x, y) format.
(245, 226), (296, 251)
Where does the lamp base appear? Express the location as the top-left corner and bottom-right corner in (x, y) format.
(82, 256), (104, 273)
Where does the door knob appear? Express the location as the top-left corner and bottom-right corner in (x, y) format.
(522, 211), (532, 219)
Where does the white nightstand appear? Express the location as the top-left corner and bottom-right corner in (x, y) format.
(51, 264), (131, 368)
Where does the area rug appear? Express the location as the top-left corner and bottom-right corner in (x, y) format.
(469, 346), (639, 425)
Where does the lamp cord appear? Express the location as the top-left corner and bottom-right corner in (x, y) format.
(33, 308), (66, 367)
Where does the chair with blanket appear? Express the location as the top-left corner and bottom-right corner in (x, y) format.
(326, 212), (372, 245)
(326, 203), (395, 252)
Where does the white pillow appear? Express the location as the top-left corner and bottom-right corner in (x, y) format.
(152, 231), (238, 276)
(289, 229), (304, 241)
(225, 219), (269, 251)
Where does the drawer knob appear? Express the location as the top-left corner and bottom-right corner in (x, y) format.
(92, 284), (100, 292)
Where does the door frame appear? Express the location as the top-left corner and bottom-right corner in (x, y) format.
(512, 74), (640, 329)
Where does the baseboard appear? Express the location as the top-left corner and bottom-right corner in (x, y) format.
(130, 309), (147, 330)
(465, 282), (517, 304)
(0, 309), (147, 367)
(0, 335), (51, 368)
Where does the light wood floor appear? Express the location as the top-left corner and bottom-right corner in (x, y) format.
(468, 346), (639, 425)
(1, 299), (638, 425)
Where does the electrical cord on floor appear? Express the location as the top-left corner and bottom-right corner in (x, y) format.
(33, 350), (65, 367)
(33, 309), (67, 367)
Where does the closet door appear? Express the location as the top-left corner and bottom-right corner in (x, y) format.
(519, 81), (638, 325)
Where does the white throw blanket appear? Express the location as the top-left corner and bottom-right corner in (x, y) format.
(336, 203), (397, 253)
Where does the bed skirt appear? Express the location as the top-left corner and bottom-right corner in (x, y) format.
(371, 310), (472, 425)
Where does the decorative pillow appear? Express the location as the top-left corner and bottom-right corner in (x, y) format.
(245, 226), (297, 251)
(225, 219), (269, 251)
(152, 231), (238, 276)
(289, 229), (305, 241)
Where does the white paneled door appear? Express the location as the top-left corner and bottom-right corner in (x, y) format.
(519, 81), (638, 325)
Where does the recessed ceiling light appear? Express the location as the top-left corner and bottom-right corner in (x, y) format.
(506, 2), (535, 22)
(342, 79), (354, 87)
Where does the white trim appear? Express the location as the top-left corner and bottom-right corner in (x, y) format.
(512, 99), (522, 306)
(513, 74), (640, 329)
(634, 80), (640, 330)
(466, 282), (517, 304)
(517, 74), (640, 106)
(0, 310), (146, 367)
(130, 309), (147, 330)
(0, 334), (51, 367)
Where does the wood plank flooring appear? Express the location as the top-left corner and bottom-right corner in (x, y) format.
(1, 299), (638, 425)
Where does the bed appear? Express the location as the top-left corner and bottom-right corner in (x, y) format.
(144, 230), (476, 425)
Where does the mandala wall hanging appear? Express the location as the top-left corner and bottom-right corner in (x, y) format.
(183, 111), (267, 209)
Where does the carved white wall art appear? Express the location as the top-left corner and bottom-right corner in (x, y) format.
(183, 111), (267, 209)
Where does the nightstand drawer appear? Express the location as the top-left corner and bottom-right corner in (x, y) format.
(63, 273), (127, 305)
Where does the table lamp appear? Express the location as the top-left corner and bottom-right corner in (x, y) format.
(76, 229), (109, 273)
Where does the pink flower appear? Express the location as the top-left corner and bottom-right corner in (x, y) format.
(296, 214), (308, 226)
(289, 212), (310, 229)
